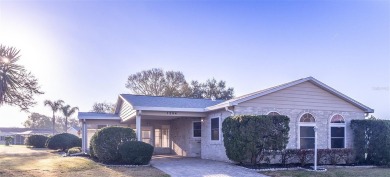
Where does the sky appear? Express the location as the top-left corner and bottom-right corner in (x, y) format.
(0, 0), (389, 127)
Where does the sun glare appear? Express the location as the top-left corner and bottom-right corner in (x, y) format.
(2, 57), (10, 63)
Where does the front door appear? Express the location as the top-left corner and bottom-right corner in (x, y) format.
(191, 121), (202, 157)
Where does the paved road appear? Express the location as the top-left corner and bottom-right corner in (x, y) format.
(151, 155), (268, 177)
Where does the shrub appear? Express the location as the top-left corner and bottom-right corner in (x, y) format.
(262, 148), (353, 166)
(222, 115), (290, 165)
(5, 136), (13, 146)
(68, 147), (82, 155)
(118, 141), (154, 165)
(46, 133), (81, 151)
(25, 135), (48, 148)
(89, 126), (136, 163)
(351, 120), (390, 165)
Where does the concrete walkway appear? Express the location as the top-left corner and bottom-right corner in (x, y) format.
(151, 155), (267, 177)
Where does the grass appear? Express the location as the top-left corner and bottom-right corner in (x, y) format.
(0, 145), (169, 177)
(261, 166), (390, 177)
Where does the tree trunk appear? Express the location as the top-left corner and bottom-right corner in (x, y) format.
(65, 116), (68, 133)
(52, 113), (55, 135)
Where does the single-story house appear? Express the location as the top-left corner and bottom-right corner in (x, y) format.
(78, 77), (373, 162)
(0, 128), (52, 145)
(67, 126), (81, 137)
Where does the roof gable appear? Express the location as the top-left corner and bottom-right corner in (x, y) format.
(207, 77), (373, 113)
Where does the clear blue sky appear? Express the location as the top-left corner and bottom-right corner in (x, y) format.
(0, 0), (389, 127)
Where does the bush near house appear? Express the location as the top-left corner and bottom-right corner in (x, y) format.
(89, 126), (136, 163)
(351, 119), (390, 166)
(263, 148), (353, 166)
(68, 147), (82, 155)
(222, 115), (290, 165)
(46, 133), (81, 151)
(25, 135), (48, 148)
(119, 141), (154, 165)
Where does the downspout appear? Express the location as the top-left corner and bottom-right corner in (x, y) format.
(225, 106), (234, 116)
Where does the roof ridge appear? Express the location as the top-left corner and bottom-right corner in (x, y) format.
(120, 94), (224, 101)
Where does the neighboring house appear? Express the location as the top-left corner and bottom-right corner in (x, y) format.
(67, 127), (81, 137)
(78, 77), (373, 162)
(0, 128), (52, 145)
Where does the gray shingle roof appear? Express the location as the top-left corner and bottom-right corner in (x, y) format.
(78, 112), (120, 119)
(120, 94), (224, 109)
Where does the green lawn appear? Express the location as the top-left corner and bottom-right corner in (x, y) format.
(0, 145), (169, 177)
(262, 167), (390, 177)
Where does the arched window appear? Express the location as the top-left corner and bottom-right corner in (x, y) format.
(299, 113), (315, 149)
(330, 114), (345, 148)
(300, 113), (315, 122)
(331, 115), (345, 123)
(268, 112), (280, 116)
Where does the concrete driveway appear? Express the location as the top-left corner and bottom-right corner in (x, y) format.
(151, 155), (267, 177)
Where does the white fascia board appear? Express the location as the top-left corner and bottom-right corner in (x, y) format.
(205, 102), (233, 111)
(77, 116), (120, 120)
(133, 106), (206, 112)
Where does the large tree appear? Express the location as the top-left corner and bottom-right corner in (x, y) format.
(23, 112), (52, 129)
(44, 99), (64, 135)
(190, 78), (234, 100)
(0, 45), (43, 111)
(23, 112), (80, 132)
(125, 68), (234, 99)
(61, 105), (79, 133)
(125, 68), (192, 97)
(91, 102), (115, 113)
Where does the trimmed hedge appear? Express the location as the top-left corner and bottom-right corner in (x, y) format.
(264, 148), (353, 166)
(222, 115), (290, 164)
(119, 141), (154, 165)
(89, 126), (136, 163)
(46, 133), (81, 151)
(25, 135), (48, 148)
(351, 119), (390, 165)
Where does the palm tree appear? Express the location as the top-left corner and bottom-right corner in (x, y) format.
(61, 105), (79, 133)
(0, 45), (43, 111)
(44, 99), (64, 135)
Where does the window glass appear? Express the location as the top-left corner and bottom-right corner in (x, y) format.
(331, 138), (344, 148)
(300, 113), (315, 122)
(268, 112), (280, 116)
(161, 128), (169, 148)
(155, 129), (161, 147)
(300, 126), (315, 149)
(193, 122), (201, 137)
(211, 118), (219, 140)
(331, 127), (345, 148)
(142, 130), (151, 144)
(331, 115), (345, 123)
(300, 127), (315, 137)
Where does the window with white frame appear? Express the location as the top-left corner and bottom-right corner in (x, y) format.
(330, 114), (345, 148)
(299, 113), (315, 149)
(211, 118), (219, 140)
(268, 112), (280, 116)
(193, 121), (201, 138)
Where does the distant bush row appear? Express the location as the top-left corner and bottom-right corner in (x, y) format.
(24, 133), (81, 151)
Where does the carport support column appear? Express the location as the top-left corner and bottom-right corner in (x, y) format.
(136, 111), (142, 141)
(82, 119), (87, 153)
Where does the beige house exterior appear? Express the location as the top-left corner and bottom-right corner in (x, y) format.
(78, 77), (373, 162)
